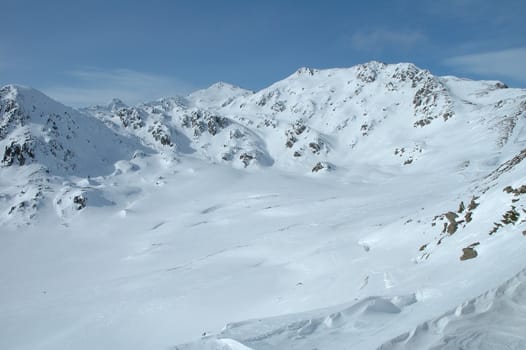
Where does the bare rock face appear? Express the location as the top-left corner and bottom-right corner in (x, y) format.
(73, 194), (87, 210)
(182, 110), (229, 137)
(0, 89), (29, 139)
(356, 61), (386, 83)
(116, 107), (145, 129)
(460, 244), (479, 261)
(148, 121), (173, 146)
(444, 211), (459, 235)
(412, 76), (453, 127)
(2, 140), (35, 166)
(239, 153), (254, 167)
(312, 162), (333, 173)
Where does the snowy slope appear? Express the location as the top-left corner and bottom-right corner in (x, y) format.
(180, 268), (526, 350)
(378, 268), (526, 350)
(176, 151), (526, 349)
(0, 85), (149, 225)
(0, 85), (147, 176)
(1, 62), (526, 350)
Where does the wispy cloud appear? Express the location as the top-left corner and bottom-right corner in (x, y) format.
(350, 29), (426, 52)
(43, 68), (195, 107)
(443, 47), (526, 84)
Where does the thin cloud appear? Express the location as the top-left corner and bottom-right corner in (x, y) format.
(43, 68), (195, 107)
(350, 29), (426, 52)
(443, 47), (526, 84)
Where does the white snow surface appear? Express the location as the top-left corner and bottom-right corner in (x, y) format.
(1, 62), (526, 349)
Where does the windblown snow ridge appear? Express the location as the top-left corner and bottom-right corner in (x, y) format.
(379, 268), (526, 350)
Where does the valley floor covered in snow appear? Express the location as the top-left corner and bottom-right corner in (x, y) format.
(1, 155), (526, 349)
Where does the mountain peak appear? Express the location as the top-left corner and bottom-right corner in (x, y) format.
(107, 98), (128, 111)
(187, 81), (253, 108)
(295, 67), (319, 76)
(1, 84), (48, 102)
(192, 81), (252, 95)
(208, 81), (242, 90)
(0, 84), (19, 100)
(357, 60), (387, 69)
(1, 83), (74, 116)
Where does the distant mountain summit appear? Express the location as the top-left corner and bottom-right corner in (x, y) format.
(187, 81), (254, 109)
(1, 61), (525, 224)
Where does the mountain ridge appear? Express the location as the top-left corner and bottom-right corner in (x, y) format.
(1, 61), (526, 350)
(1, 61), (526, 225)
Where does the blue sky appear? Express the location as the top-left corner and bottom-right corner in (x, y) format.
(1, 0), (525, 106)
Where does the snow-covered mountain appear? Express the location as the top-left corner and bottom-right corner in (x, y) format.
(81, 61), (526, 175)
(1, 62), (526, 350)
